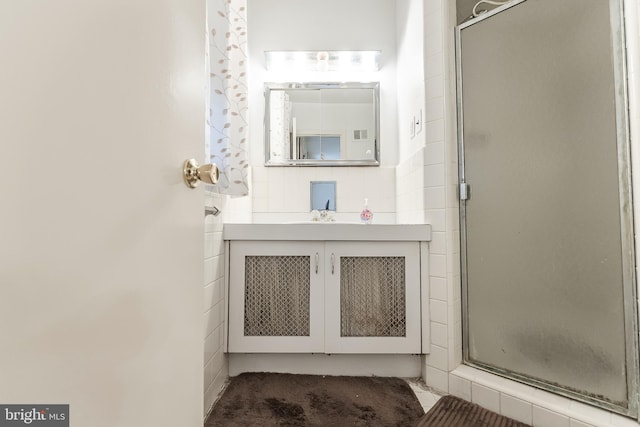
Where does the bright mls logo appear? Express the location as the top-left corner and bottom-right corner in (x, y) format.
(0, 405), (68, 426)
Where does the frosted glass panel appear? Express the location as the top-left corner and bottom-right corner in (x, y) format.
(460, 0), (629, 407)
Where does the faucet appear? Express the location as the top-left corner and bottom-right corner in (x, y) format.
(311, 209), (335, 222)
(319, 210), (335, 222)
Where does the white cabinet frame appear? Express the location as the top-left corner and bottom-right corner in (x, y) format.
(228, 241), (325, 353)
(227, 239), (426, 355)
(324, 241), (421, 354)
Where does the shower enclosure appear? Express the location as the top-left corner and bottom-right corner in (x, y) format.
(457, 0), (639, 416)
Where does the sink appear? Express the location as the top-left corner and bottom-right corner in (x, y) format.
(223, 223), (432, 242)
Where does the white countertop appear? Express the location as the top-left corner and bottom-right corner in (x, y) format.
(223, 223), (431, 242)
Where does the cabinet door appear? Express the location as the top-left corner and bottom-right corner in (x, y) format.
(324, 242), (421, 354)
(228, 241), (325, 353)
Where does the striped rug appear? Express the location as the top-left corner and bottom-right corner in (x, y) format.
(417, 395), (531, 427)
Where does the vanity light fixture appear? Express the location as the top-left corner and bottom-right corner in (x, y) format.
(265, 50), (381, 72)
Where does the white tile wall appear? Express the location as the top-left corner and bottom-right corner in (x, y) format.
(567, 402), (613, 426)
(452, 365), (640, 427)
(429, 231), (446, 254)
(203, 191), (229, 417)
(430, 321), (448, 348)
(391, 0), (456, 395)
(253, 165), (397, 224)
(472, 382), (500, 413)
(424, 140), (445, 164)
(425, 119), (445, 144)
(424, 209), (446, 231)
(396, 148), (426, 224)
(429, 299), (447, 324)
(570, 421), (595, 427)
(426, 76), (444, 100)
(425, 343), (448, 371)
(611, 414), (640, 427)
(425, 366), (449, 392)
(425, 52), (444, 79)
(501, 394), (533, 425)
(424, 163), (445, 187)
(533, 406), (570, 427)
(429, 253), (446, 278)
(424, 186), (445, 209)
(449, 374), (471, 401)
(429, 276), (447, 301)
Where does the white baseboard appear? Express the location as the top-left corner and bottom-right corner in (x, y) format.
(228, 353), (422, 377)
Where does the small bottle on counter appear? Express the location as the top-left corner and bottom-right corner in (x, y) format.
(360, 198), (373, 224)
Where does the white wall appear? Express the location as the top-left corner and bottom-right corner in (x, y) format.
(405, 0), (461, 396)
(247, 0), (398, 223)
(203, 192), (228, 416)
(396, 0), (426, 163)
(395, 2), (454, 383)
(395, 0), (430, 225)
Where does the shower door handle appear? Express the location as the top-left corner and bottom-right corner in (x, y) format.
(460, 182), (471, 201)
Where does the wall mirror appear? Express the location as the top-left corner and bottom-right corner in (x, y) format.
(265, 82), (380, 166)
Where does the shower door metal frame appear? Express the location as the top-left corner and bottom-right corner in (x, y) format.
(456, 0), (639, 417)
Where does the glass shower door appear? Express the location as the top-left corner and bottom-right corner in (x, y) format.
(457, 0), (638, 416)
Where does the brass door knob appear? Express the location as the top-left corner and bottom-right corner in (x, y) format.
(183, 159), (219, 188)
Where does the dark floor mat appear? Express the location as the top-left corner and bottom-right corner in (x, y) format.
(417, 395), (531, 427)
(204, 372), (425, 427)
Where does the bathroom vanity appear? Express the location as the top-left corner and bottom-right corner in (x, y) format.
(223, 223), (431, 359)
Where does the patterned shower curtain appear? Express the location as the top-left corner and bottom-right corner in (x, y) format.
(207, 0), (249, 196)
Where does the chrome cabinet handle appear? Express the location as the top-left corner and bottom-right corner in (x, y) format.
(315, 252), (319, 274)
(331, 253), (335, 275)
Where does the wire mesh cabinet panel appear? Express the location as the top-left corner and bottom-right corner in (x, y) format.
(324, 242), (421, 353)
(228, 241), (325, 353)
